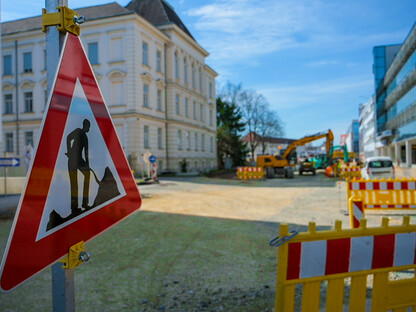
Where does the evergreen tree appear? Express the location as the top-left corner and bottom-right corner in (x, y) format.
(216, 97), (248, 169)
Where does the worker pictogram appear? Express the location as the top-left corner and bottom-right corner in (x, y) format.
(0, 33), (141, 293)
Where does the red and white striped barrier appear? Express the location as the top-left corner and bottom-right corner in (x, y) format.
(347, 178), (416, 211)
(286, 231), (416, 280)
(349, 197), (364, 228)
(349, 180), (416, 191)
(151, 163), (157, 180)
(236, 167), (264, 180)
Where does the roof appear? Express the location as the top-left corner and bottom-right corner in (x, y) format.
(1, 2), (132, 36)
(242, 132), (296, 145)
(126, 0), (195, 40)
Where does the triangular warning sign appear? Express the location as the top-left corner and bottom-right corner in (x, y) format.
(0, 33), (142, 293)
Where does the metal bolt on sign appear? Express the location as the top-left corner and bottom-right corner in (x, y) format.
(60, 241), (90, 270)
(42, 6), (84, 36)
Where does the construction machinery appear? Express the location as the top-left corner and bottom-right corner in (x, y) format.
(256, 129), (334, 178)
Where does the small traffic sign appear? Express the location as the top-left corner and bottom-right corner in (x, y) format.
(149, 155), (157, 163)
(0, 158), (20, 167)
(0, 33), (142, 293)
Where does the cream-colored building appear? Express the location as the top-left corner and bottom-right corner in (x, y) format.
(1, 0), (217, 175)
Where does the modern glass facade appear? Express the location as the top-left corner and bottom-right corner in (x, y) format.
(373, 44), (402, 132)
(373, 22), (416, 166)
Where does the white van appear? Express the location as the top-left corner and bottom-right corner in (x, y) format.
(361, 156), (395, 180)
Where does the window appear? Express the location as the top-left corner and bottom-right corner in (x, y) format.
(3, 55), (12, 75)
(185, 98), (189, 117)
(192, 63), (195, 88)
(4, 94), (13, 114)
(199, 68), (202, 92)
(177, 130), (182, 149)
(24, 92), (33, 112)
(209, 109), (213, 126)
(44, 50), (47, 70)
(210, 137), (214, 153)
(209, 82), (213, 98)
(25, 131), (33, 147)
(88, 42), (99, 65)
(175, 94), (180, 115)
(174, 52), (179, 79)
(111, 81), (124, 106)
(193, 101), (196, 120)
(143, 84), (149, 107)
(142, 42), (148, 66)
(23, 52), (32, 73)
(44, 90), (48, 108)
(201, 134), (205, 151)
(111, 37), (123, 61)
(194, 132), (198, 151)
(144, 125), (149, 148)
(183, 57), (188, 83)
(6, 133), (13, 153)
(200, 103), (204, 121)
(157, 89), (163, 111)
(158, 128), (163, 149)
(156, 50), (162, 72)
(186, 131), (191, 150)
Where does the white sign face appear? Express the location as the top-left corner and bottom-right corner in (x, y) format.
(36, 79), (126, 241)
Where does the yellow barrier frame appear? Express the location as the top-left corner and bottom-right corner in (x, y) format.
(347, 177), (416, 210)
(236, 167), (264, 180)
(340, 166), (362, 179)
(275, 217), (416, 312)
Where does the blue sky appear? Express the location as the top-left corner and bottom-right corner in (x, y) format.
(2, 0), (416, 143)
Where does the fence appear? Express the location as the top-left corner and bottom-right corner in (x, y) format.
(340, 166), (361, 179)
(347, 178), (416, 209)
(273, 217), (416, 312)
(236, 167), (264, 180)
(347, 178), (416, 228)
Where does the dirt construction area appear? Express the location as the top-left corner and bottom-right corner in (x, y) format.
(0, 171), (414, 311)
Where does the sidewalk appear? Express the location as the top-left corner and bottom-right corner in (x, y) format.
(395, 166), (416, 178)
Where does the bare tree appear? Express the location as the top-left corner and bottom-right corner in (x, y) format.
(218, 81), (285, 162)
(239, 89), (268, 161)
(258, 107), (285, 154)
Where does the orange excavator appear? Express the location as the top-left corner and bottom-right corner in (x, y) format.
(256, 130), (334, 178)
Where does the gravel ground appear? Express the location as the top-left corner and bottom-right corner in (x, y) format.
(0, 171), (414, 311)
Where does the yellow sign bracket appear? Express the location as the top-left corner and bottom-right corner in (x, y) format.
(59, 241), (90, 270)
(42, 6), (84, 36)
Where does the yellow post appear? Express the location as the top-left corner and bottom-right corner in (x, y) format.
(275, 223), (289, 312)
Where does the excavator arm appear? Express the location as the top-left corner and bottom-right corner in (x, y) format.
(282, 129), (334, 160)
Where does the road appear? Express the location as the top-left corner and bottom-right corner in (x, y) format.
(0, 171), (411, 311)
(138, 172), (400, 229)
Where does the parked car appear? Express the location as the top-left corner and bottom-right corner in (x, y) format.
(361, 156), (395, 180)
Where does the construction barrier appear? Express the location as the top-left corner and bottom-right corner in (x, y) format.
(346, 177), (416, 228)
(236, 167), (264, 180)
(151, 163), (158, 180)
(272, 217), (416, 312)
(340, 166), (361, 179)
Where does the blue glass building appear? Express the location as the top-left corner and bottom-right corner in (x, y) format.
(374, 22), (416, 167)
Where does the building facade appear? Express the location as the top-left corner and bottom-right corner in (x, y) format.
(359, 96), (376, 160)
(374, 22), (416, 167)
(345, 119), (359, 157)
(1, 0), (217, 175)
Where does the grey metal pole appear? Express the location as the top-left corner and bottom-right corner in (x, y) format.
(44, 1), (74, 312)
(52, 263), (75, 311)
(46, 0), (67, 93)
